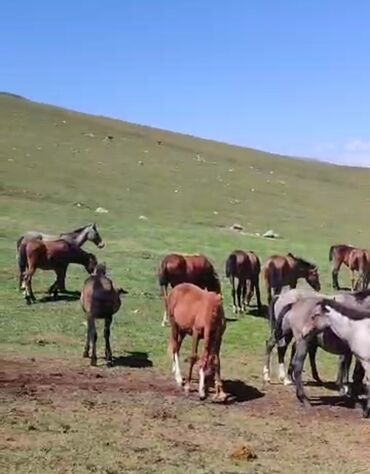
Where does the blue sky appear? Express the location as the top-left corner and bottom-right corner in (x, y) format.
(2, 1), (370, 166)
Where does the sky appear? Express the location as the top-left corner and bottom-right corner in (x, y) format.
(2, 0), (370, 166)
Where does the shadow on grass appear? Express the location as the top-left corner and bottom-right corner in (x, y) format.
(223, 379), (265, 404)
(309, 395), (356, 409)
(112, 351), (153, 368)
(38, 291), (81, 303)
(304, 380), (339, 392)
(246, 305), (268, 319)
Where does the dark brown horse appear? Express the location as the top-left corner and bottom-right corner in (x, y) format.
(225, 250), (262, 313)
(19, 239), (97, 304)
(158, 253), (221, 326)
(329, 244), (355, 290)
(262, 253), (320, 305)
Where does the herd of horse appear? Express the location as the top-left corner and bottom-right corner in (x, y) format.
(15, 224), (370, 416)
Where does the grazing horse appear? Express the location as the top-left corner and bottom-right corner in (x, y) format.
(166, 283), (227, 401)
(158, 253), (221, 326)
(329, 244), (355, 290)
(262, 253), (320, 305)
(225, 250), (262, 313)
(348, 248), (370, 291)
(16, 223), (104, 291)
(19, 239), (97, 304)
(81, 263), (128, 366)
(303, 299), (370, 418)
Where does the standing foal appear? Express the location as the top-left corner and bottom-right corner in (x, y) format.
(81, 264), (128, 366)
(166, 283), (227, 401)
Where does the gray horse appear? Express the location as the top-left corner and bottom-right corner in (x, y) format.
(16, 223), (104, 291)
(303, 298), (370, 418)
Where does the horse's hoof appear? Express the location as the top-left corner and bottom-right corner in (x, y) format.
(362, 408), (370, 419)
(25, 298), (32, 305)
(90, 358), (97, 367)
(82, 351), (89, 358)
(283, 378), (293, 386)
(175, 377), (183, 388)
(199, 392), (206, 401)
(184, 384), (190, 396)
(299, 398), (311, 409)
(314, 378), (323, 386)
(106, 360), (113, 368)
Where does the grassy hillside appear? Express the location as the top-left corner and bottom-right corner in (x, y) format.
(1, 94), (370, 474)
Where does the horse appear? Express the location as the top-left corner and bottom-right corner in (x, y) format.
(272, 290), (366, 408)
(166, 283), (227, 401)
(262, 253), (320, 305)
(16, 223), (104, 291)
(158, 253), (221, 326)
(348, 248), (370, 291)
(303, 298), (370, 418)
(329, 244), (355, 290)
(81, 263), (128, 367)
(18, 239), (97, 304)
(225, 250), (262, 313)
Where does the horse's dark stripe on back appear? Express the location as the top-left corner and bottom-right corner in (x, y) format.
(323, 298), (370, 320)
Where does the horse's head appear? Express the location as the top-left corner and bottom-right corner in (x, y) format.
(85, 253), (98, 274)
(302, 301), (330, 338)
(88, 223), (105, 249)
(305, 267), (321, 292)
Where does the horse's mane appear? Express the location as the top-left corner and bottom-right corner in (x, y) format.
(63, 224), (94, 235)
(287, 253), (316, 269)
(350, 288), (370, 302)
(323, 299), (370, 321)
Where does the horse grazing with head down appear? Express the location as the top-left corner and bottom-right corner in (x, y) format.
(158, 253), (221, 326)
(19, 239), (97, 304)
(262, 253), (320, 305)
(16, 223), (104, 291)
(81, 263), (128, 367)
(225, 249), (262, 313)
(166, 282), (227, 401)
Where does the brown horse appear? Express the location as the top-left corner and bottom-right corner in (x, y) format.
(166, 282), (227, 401)
(262, 253), (320, 305)
(81, 263), (128, 367)
(225, 250), (262, 313)
(158, 253), (221, 326)
(348, 248), (370, 290)
(329, 244), (355, 290)
(19, 239), (97, 304)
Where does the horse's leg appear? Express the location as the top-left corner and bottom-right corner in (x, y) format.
(230, 277), (237, 313)
(253, 277), (262, 311)
(351, 359), (365, 406)
(24, 267), (36, 304)
(213, 338), (226, 401)
(57, 265), (68, 293)
(278, 333), (293, 385)
(246, 279), (253, 307)
(184, 331), (199, 395)
(266, 283), (272, 306)
(170, 324), (184, 387)
(104, 316), (113, 367)
(83, 317), (90, 358)
(161, 285), (169, 327)
(88, 317), (98, 366)
(360, 361), (370, 418)
(292, 339), (311, 407)
(308, 342), (322, 385)
(332, 261), (341, 290)
(236, 280), (243, 313)
(336, 353), (352, 396)
(241, 279), (247, 312)
(350, 269), (357, 291)
(263, 334), (276, 384)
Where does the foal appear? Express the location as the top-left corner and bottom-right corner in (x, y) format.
(225, 250), (262, 313)
(166, 283), (226, 401)
(80, 264), (128, 366)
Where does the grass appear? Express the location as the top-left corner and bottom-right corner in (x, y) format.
(1, 93), (370, 473)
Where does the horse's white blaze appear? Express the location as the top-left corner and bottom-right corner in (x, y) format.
(263, 365), (270, 382)
(173, 353), (182, 386)
(278, 363), (286, 381)
(199, 368), (205, 398)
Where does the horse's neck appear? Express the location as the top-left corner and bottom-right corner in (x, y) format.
(61, 228), (88, 247)
(327, 310), (353, 346)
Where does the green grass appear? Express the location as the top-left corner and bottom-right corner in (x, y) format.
(1, 94), (370, 473)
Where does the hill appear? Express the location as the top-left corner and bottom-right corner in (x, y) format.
(1, 94), (370, 474)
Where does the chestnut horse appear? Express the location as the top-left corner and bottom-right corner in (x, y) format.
(329, 244), (355, 290)
(347, 248), (369, 290)
(225, 250), (262, 313)
(262, 253), (320, 305)
(158, 253), (221, 326)
(166, 282), (227, 401)
(19, 239), (97, 304)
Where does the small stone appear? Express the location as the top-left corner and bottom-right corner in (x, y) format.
(95, 207), (108, 214)
(139, 215), (148, 221)
(263, 229), (280, 239)
(231, 223), (243, 231)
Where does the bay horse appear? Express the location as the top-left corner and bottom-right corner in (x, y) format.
(166, 282), (227, 401)
(225, 250), (262, 313)
(262, 253), (320, 305)
(158, 253), (221, 326)
(329, 244), (355, 290)
(16, 223), (104, 291)
(81, 263), (128, 366)
(19, 239), (97, 304)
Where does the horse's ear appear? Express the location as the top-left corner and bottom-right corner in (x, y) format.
(118, 288), (128, 295)
(287, 252), (294, 258)
(93, 222), (97, 229)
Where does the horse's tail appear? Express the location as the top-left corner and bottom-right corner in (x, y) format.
(18, 242), (28, 279)
(225, 253), (237, 279)
(268, 294), (279, 331)
(207, 265), (222, 294)
(274, 302), (294, 342)
(329, 245), (335, 262)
